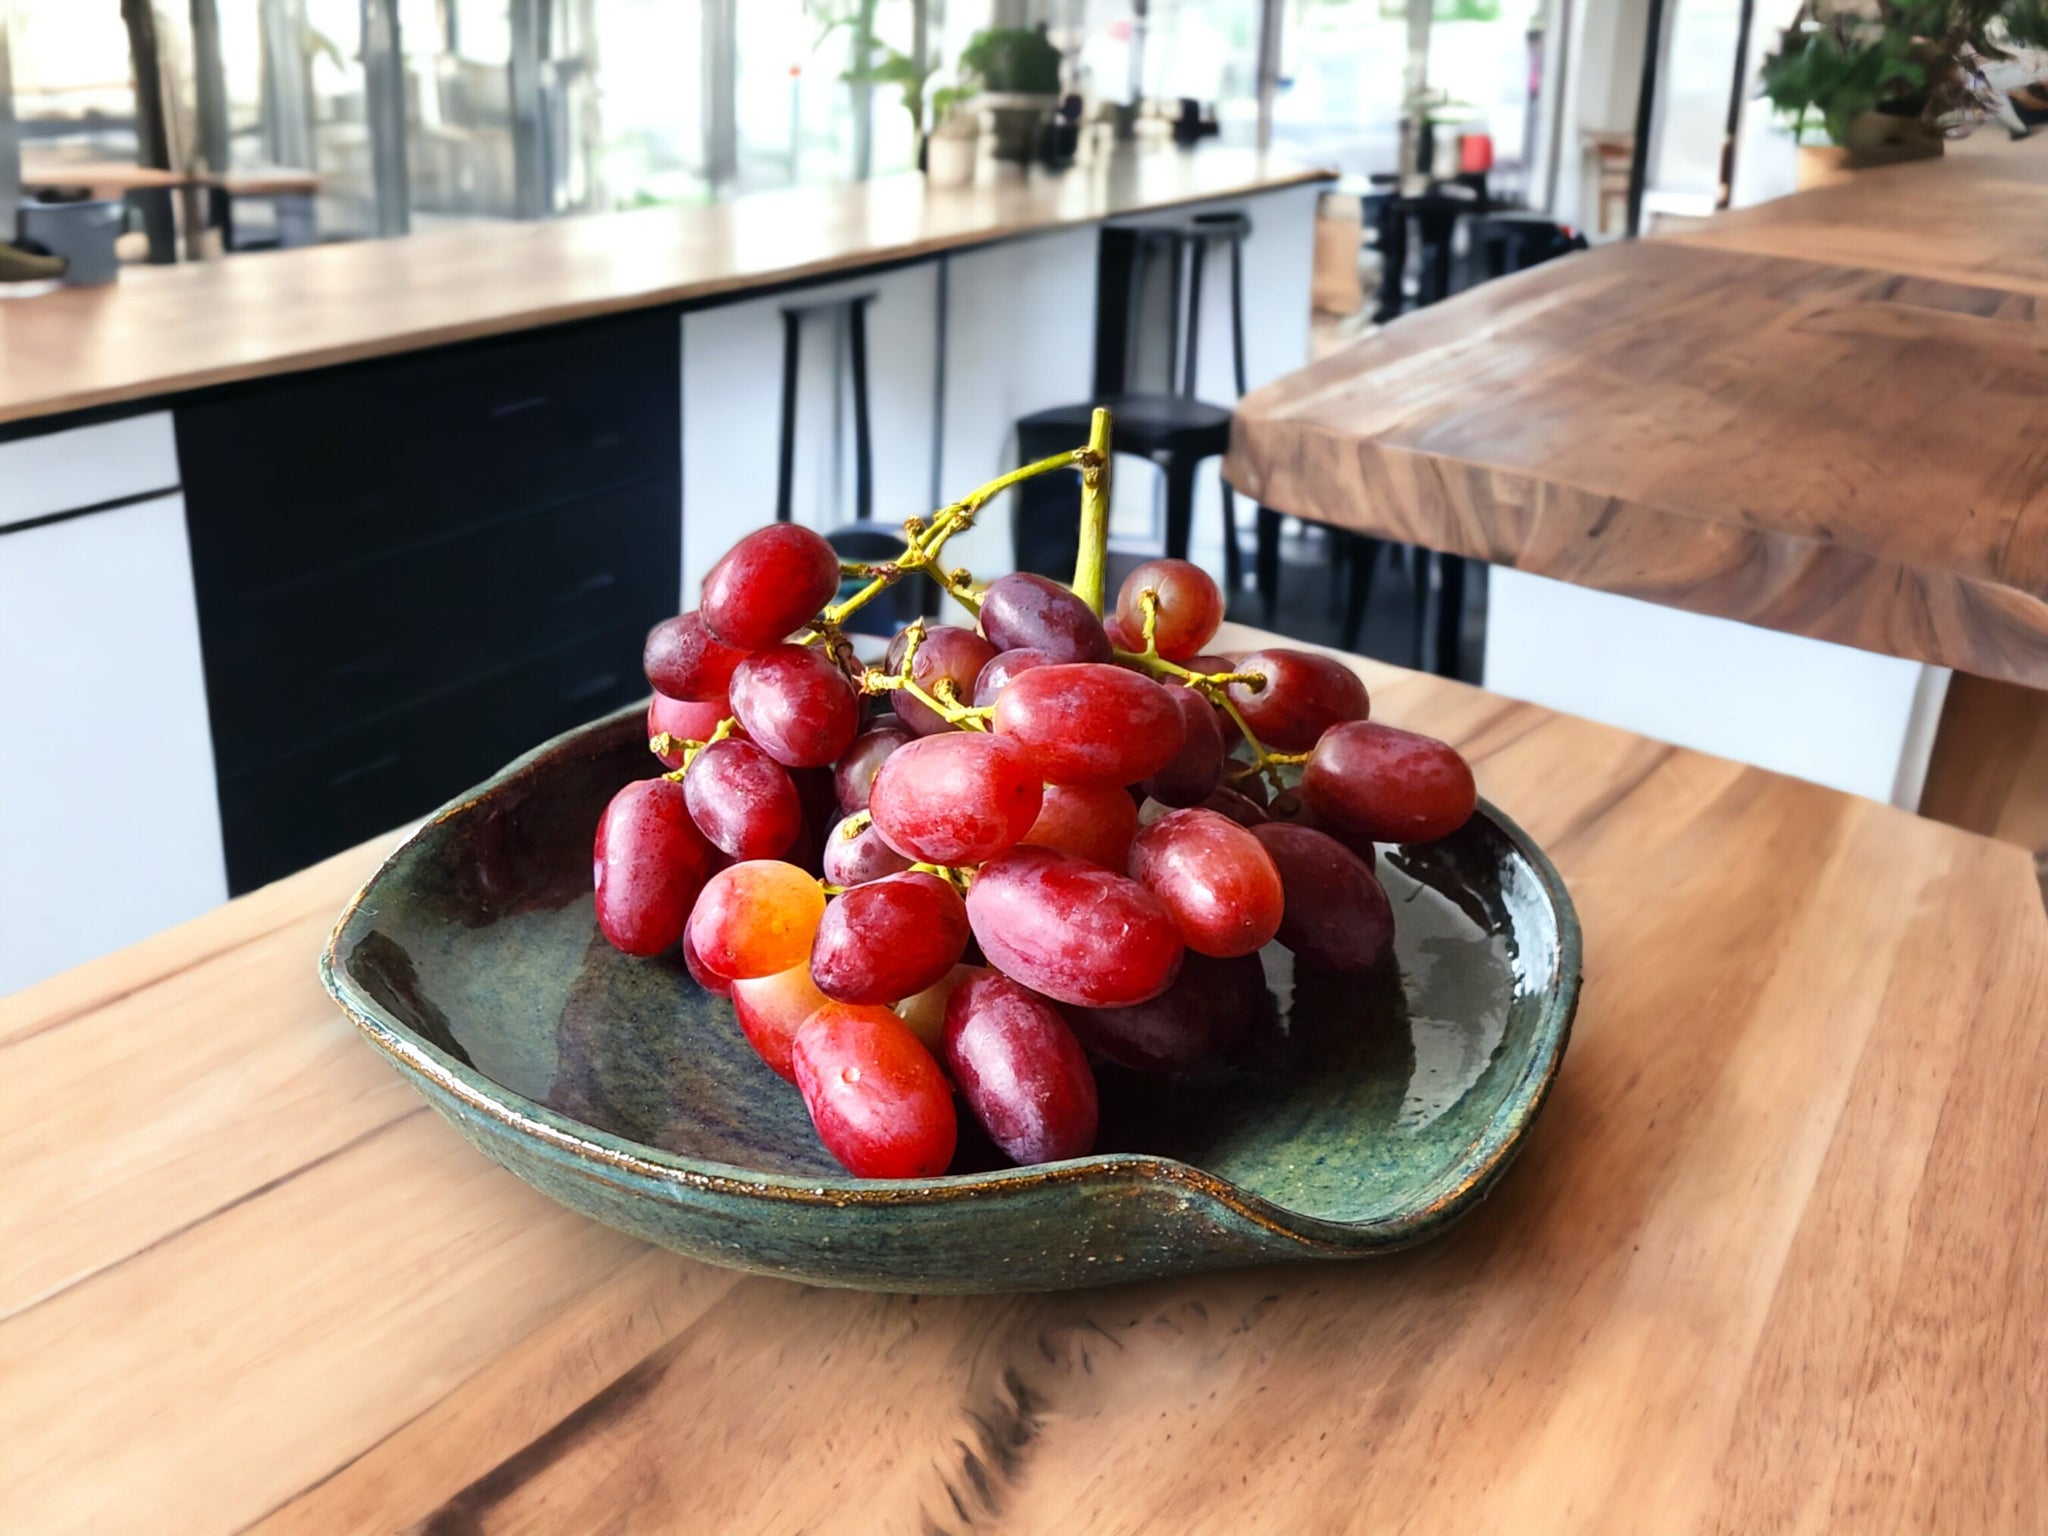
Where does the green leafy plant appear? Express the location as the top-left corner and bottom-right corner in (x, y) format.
(1760, 8), (1928, 143)
(959, 26), (1062, 96)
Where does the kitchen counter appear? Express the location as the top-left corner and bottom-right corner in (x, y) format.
(0, 148), (1329, 428)
(5, 623), (2044, 1532)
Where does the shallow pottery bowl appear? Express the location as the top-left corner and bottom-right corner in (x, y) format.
(321, 704), (1581, 1293)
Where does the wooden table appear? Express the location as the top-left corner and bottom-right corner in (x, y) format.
(19, 161), (198, 199)
(1225, 140), (2048, 835)
(5, 625), (2044, 1533)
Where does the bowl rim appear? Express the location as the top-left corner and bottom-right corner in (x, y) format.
(320, 703), (1582, 1255)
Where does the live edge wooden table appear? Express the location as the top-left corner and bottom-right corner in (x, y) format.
(4, 626), (2043, 1534)
(1226, 140), (2048, 848)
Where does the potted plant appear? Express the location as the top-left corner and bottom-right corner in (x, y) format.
(924, 84), (981, 188)
(961, 25), (1063, 164)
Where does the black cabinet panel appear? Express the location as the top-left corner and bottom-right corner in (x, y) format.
(177, 311), (679, 599)
(204, 475), (679, 775)
(217, 622), (647, 893)
(178, 310), (682, 894)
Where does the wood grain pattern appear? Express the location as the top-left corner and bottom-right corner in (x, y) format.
(3, 625), (2044, 1533)
(1226, 144), (2048, 688)
(0, 150), (1328, 428)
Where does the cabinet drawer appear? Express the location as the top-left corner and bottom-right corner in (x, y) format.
(178, 311), (680, 598)
(203, 474), (679, 775)
(217, 621), (648, 894)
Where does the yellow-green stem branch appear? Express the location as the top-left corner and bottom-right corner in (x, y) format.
(1071, 407), (1114, 614)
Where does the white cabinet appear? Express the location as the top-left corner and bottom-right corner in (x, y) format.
(0, 415), (226, 994)
(680, 264), (941, 604)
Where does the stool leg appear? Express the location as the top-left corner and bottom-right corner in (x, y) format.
(1435, 553), (1466, 678)
(1413, 550), (1434, 669)
(1218, 477), (1242, 592)
(1164, 459), (1197, 562)
(848, 298), (874, 523)
(1228, 235), (1248, 398)
(1256, 505), (1282, 625)
(1183, 237), (1207, 398)
(1341, 533), (1382, 651)
(776, 309), (801, 524)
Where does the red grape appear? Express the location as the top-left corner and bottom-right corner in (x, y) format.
(644, 611), (747, 701)
(1114, 559), (1223, 661)
(728, 644), (860, 769)
(886, 625), (998, 736)
(991, 664), (1186, 786)
(1061, 951), (1266, 1073)
(821, 811), (914, 886)
(683, 924), (732, 998)
(1140, 684), (1226, 807)
(1301, 720), (1478, 844)
(1103, 612), (1138, 650)
(971, 647), (1052, 707)
(965, 845), (1184, 1008)
(683, 738), (802, 860)
(1200, 783), (1272, 829)
(700, 524), (841, 649)
(1225, 648), (1371, 751)
(730, 961), (831, 1080)
(648, 694), (732, 767)
(793, 1005), (957, 1178)
(943, 972), (1098, 1164)
(977, 572), (1111, 663)
(833, 725), (912, 812)
(591, 778), (718, 958)
(810, 871), (971, 1005)
(1021, 782), (1139, 869)
(867, 732), (1043, 865)
(686, 860), (827, 980)
(1128, 808), (1284, 958)
(896, 963), (986, 1052)
(1250, 823), (1394, 973)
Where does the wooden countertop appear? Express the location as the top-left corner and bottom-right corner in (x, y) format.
(0, 149), (1327, 429)
(6, 623), (2045, 1532)
(1226, 140), (2048, 689)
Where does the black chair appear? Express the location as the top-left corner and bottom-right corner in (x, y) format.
(1012, 213), (1252, 586)
(777, 292), (876, 525)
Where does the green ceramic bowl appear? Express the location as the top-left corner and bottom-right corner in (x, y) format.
(321, 704), (1580, 1293)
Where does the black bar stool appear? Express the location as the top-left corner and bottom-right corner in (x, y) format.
(1011, 213), (1252, 584)
(777, 292), (877, 525)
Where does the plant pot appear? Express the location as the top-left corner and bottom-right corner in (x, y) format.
(1796, 112), (1943, 189)
(925, 131), (979, 190)
(982, 92), (1057, 164)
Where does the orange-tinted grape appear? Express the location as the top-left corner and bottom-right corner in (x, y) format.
(793, 1005), (958, 1178)
(1301, 720), (1477, 844)
(648, 693), (732, 767)
(1114, 558), (1223, 661)
(1141, 684), (1226, 807)
(592, 778), (719, 956)
(965, 845), (1184, 1007)
(991, 664), (1186, 786)
(977, 572), (1112, 663)
(685, 859), (827, 980)
(730, 961), (832, 1080)
(943, 971), (1098, 1164)
(1225, 648), (1371, 751)
(683, 738), (802, 860)
(886, 625), (998, 736)
(810, 871), (971, 1005)
(644, 610), (747, 701)
(867, 732), (1043, 865)
(833, 725), (912, 812)
(727, 644), (860, 768)
(683, 924), (732, 998)
(1021, 782), (1139, 868)
(1128, 808), (1284, 958)
(700, 524), (841, 649)
(1251, 823), (1394, 972)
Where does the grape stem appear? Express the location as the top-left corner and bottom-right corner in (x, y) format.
(1114, 614), (1300, 789)
(650, 716), (738, 779)
(859, 619), (995, 731)
(1071, 407), (1114, 615)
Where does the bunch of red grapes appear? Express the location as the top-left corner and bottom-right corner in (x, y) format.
(594, 519), (1477, 1180)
